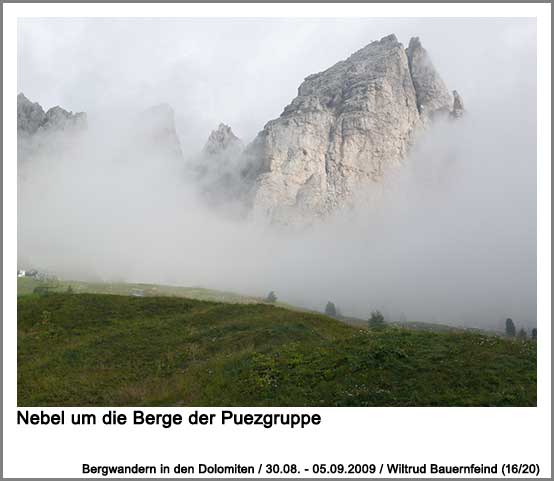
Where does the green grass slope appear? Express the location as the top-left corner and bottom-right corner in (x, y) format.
(18, 293), (536, 407)
(17, 277), (301, 309)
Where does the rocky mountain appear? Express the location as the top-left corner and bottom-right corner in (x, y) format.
(243, 34), (463, 223)
(202, 123), (244, 156)
(18, 34), (463, 224)
(405, 37), (452, 122)
(193, 123), (248, 216)
(17, 93), (86, 137)
(17, 95), (184, 166)
(17, 93), (87, 164)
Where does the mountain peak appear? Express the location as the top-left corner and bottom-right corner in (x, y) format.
(406, 36), (452, 119)
(203, 123), (243, 156)
(246, 34), (463, 224)
(17, 93), (86, 135)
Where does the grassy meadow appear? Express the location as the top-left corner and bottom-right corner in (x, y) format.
(17, 283), (536, 407)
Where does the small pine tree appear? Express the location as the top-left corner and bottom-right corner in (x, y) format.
(532, 328), (537, 340)
(517, 328), (528, 340)
(66, 285), (74, 294)
(325, 301), (337, 317)
(505, 318), (516, 337)
(368, 310), (385, 329)
(265, 291), (277, 303)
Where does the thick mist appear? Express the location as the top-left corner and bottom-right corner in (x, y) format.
(17, 18), (537, 331)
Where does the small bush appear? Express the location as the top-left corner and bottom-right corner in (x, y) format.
(40, 310), (52, 324)
(265, 291), (277, 303)
(325, 301), (337, 317)
(505, 318), (516, 337)
(368, 310), (386, 330)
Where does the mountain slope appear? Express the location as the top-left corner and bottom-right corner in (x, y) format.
(18, 293), (535, 407)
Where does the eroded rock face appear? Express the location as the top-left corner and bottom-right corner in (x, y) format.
(18, 93), (87, 136)
(203, 123), (244, 156)
(246, 34), (462, 223)
(17, 93), (88, 163)
(194, 123), (249, 216)
(406, 37), (452, 121)
(17, 93), (46, 136)
(41, 106), (87, 132)
(451, 90), (465, 119)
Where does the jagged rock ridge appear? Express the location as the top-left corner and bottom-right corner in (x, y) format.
(17, 93), (86, 136)
(203, 123), (244, 156)
(194, 123), (248, 216)
(405, 37), (452, 121)
(242, 34), (463, 223)
(17, 95), (184, 166)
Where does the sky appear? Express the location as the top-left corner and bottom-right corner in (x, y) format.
(17, 18), (537, 330)
(18, 17), (536, 150)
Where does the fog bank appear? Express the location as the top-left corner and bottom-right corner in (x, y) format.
(17, 18), (537, 331)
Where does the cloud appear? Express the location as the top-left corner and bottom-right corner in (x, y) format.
(17, 18), (537, 330)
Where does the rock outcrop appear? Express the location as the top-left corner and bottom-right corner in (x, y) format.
(245, 34), (462, 223)
(41, 105), (87, 132)
(202, 123), (244, 156)
(17, 95), (184, 166)
(194, 123), (249, 215)
(451, 90), (465, 119)
(17, 93), (86, 137)
(17, 93), (87, 163)
(17, 93), (46, 136)
(405, 37), (452, 122)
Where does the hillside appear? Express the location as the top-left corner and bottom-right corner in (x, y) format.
(17, 277), (265, 304)
(18, 293), (536, 407)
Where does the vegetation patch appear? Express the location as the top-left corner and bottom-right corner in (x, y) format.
(18, 293), (536, 407)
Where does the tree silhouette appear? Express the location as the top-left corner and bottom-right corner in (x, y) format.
(325, 301), (337, 317)
(532, 328), (537, 340)
(265, 291), (277, 303)
(505, 318), (516, 337)
(368, 310), (385, 329)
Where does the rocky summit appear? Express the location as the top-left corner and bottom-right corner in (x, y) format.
(17, 93), (86, 136)
(203, 123), (244, 157)
(245, 34), (463, 223)
(194, 123), (249, 216)
(17, 34), (463, 224)
(17, 93), (87, 164)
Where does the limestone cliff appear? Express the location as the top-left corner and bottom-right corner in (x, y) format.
(246, 34), (462, 223)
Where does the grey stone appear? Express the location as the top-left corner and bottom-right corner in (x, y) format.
(244, 34), (463, 223)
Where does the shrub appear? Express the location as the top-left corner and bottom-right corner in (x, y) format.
(368, 310), (385, 329)
(325, 301), (337, 317)
(265, 291), (277, 303)
(40, 310), (51, 324)
(505, 318), (516, 337)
